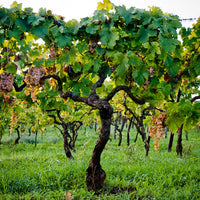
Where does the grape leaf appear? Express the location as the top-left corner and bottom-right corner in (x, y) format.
(55, 34), (71, 48)
(117, 54), (129, 76)
(115, 5), (133, 24)
(77, 43), (88, 54)
(93, 58), (101, 73)
(194, 61), (200, 75)
(28, 15), (45, 26)
(86, 24), (99, 34)
(100, 27), (119, 49)
(128, 51), (143, 66)
(97, 0), (113, 11)
(164, 55), (180, 77)
(15, 19), (30, 32)
(132, 66), (149, 86)
(8, 27), (22, 40)
(138, 26), (149, 43)
(159, 81), (171, 97)
(159, 35), (180, 54)
(31, 24), (48, 39)
(179, 100), (192, 114)
(166, 113), (184, 133)
(5, 63), (17, 74)
(72, 62), (82, 73)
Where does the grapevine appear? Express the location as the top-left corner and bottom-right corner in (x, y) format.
(0, 71), (14, 93)
(149, 112), (167, 151)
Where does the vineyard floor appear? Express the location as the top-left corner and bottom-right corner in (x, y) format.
(0, 126), (200, 199)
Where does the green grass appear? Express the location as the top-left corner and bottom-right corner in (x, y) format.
(0, 126), (200, 199)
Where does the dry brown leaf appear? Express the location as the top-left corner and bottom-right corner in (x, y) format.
(64, 191), (74, 200)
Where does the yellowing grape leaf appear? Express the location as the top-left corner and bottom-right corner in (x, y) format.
(0, 67), (3, 74)
(97, 0), (113, 11)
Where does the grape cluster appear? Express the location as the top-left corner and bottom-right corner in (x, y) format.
(0, 71), (14, 92)
(149, 113), (166, 151)
(10, 110), (18, 133)
(24, 66), (46, 86)
(49, 42), (56, 60)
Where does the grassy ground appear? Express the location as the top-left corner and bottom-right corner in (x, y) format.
(0, 125), (200, 200)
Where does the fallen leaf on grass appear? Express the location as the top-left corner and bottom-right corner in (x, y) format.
(64, 191), (74, 200)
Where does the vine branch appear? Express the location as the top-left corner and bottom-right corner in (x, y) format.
(13, 81), (27, 92)
(105, 85), (145, 105)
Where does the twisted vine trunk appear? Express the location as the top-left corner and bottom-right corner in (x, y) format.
(86, 102), (113, 191)
(63, 131), (73, 159)
(168, 132), (174, 152)
(176, 124), (183, 156)
(146, 135), (151, 156)
(127, 117), (133, 146)
(34, 131), (38, 147)
(118, 116), (126, 146)
(14, 126), (20, 145)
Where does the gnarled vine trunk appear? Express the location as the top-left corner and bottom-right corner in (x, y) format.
(63, 131), (73, 159)
(86, 102), (113, 191)
(176, 124), (183, 156)
(146, 135), (151, 156)
(127, 117), (133, 146)
(168, 132), (174, 152)
(14, 126), (20, 145)
(118, 116), (126, 146)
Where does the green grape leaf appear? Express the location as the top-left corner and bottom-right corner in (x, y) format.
(179, 100), (192, 114)
(151, 42), (161, 54)
(116, 5), (133, 24)
(164, 55), (180, 77)
(100, 26), (119, 49)
(72, 83), (81, 95)
(166, 113), (184, 133)
(138, 26), (149, 43)
(55, 34), (71, 48)
(5, 63), (17, 74)
(159, 35), (180, 54)
(65, 19), (79, 34)
(132, 70), (144, 85)
(72, 62), (82, 73)
(50, 26), (60, 37)
(86, 24), (99, 34)
(159, 81), (171, 97)
(45, 58), (55, 67)
(116, 54), (129, 76)
(83, 62), (93, 72)
(39, 8), (47, 16)
(15, 19), (30, 32)
(31, 24), (48, 39)
(149, 18), (162, 29)
(8, 27), (22, 40)
(93, 58), (101, 73)
(24, 7), (33, 13)
(128, 51), (143, 66)
(194, 61), (200, 75)
(77, 43), (88, 54)
(28, 15), (45, 26)
(33, 58), (45, 67)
